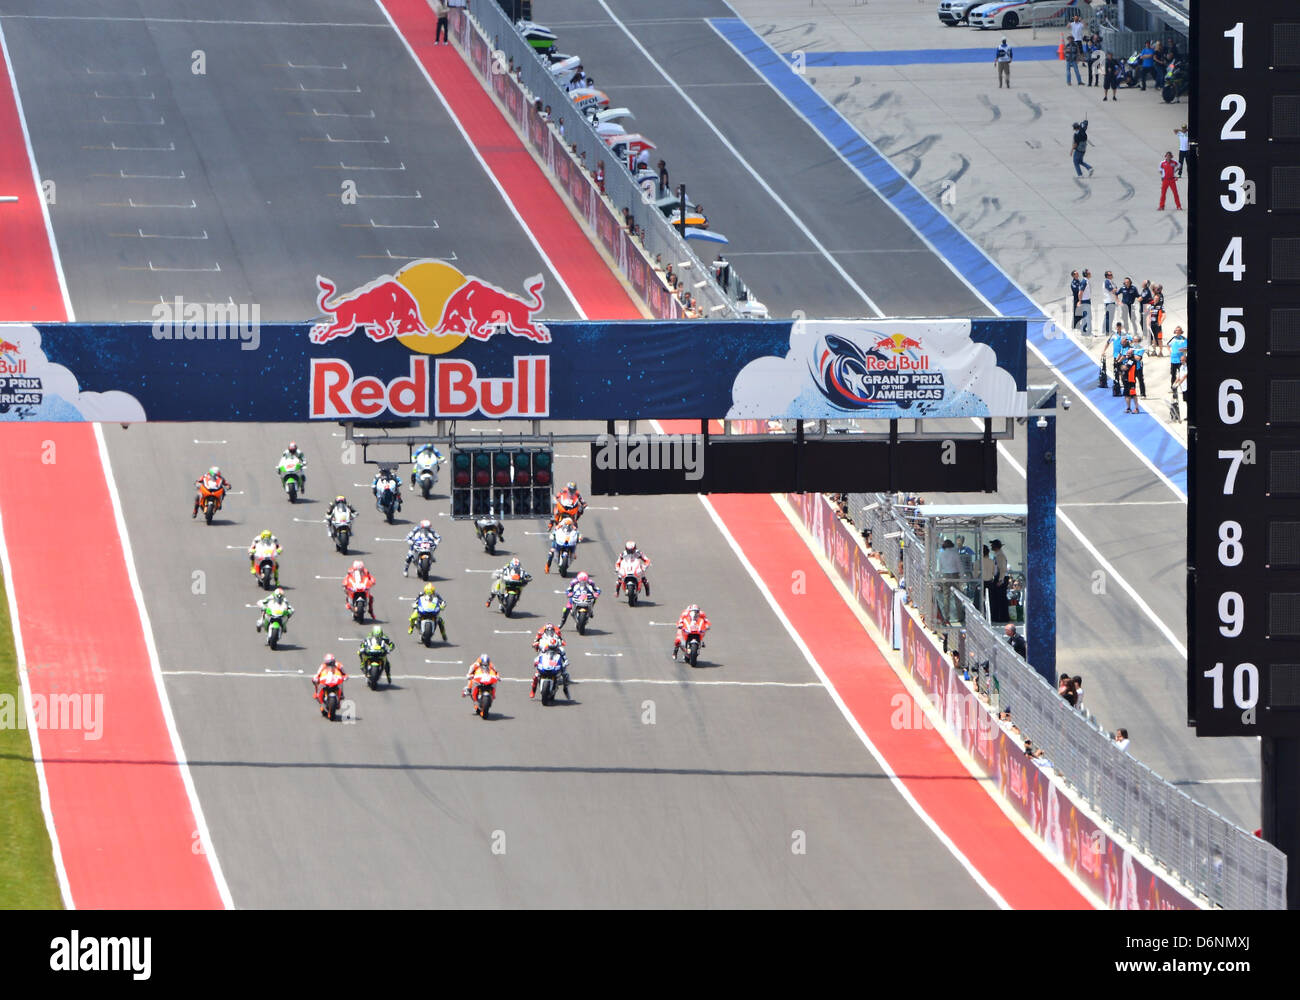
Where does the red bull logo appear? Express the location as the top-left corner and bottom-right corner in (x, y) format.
(0, 337), (26, 375)
(306, 260), (553, 419)
(874, 333), (925, 354)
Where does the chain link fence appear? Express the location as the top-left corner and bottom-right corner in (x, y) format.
(470, 1), (753, 318)
(845, 492), (1286, 909)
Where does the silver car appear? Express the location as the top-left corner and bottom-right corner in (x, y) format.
(969, 0), (1086, 31)
(936, 0), (985, 25)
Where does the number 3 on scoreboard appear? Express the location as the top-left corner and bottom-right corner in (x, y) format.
(1219, 236), (1245, 281)
(1205, 662), (1258, 710)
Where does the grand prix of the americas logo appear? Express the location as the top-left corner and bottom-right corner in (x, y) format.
(810, 331), (944, 411)
(307, 260), (551, 420)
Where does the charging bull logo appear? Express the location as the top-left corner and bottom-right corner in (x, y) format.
(0, 338), (26, 376)
(307, 260), (553, 420)
(811, 332), (942, 411)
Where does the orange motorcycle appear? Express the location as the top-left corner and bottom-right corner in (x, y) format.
(195, 475), (227, 524)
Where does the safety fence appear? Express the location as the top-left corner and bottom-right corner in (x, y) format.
(458, 4), (754, 319)
(826, 492), (1286, 909)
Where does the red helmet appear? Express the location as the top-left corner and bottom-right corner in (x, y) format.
(576, 572), (589, 583)
(420, 519), (431, 530)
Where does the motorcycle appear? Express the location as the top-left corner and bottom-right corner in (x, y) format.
(1161, 60), (1188, 103)
(412, 451), (443, 499)
(413, 599), (444, 647)
(329, 509), (354, 554)
(197, 477), (225, 524)
(549, 496), (584, 530)
(261, 606), (289, 650)
(683, 630), (705, 668)
(497, 572), (529, 617)
(413, 537), (437, 581)
(616, 556), (645, 607)
(279, 456), (304, 503)
(256, 555), (277, 591)
(376, 481), (401, 524)
(475, 514), (503, 555)
(361, 651), (387, 690)
(471, 672), (498, 719)
(551, 524), (579, 577)
(570, 591), (596, 635)
(318, 678), (344, 721)
(534, 650), (569, 706)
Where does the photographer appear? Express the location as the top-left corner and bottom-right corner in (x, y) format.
(1071, 120), (1094, 178)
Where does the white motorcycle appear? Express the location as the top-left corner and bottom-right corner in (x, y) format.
(412, 451), (444, 500)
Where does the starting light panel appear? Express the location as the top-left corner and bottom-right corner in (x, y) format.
(450, 445), (553, 519)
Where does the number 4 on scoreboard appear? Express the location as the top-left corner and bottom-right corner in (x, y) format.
(1219, 236), (1245, 281)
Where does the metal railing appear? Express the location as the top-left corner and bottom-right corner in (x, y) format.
(844, 491), (1287, 909)
(470, 1), (750, 318)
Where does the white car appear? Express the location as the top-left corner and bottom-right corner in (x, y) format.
(968, 0), (1088, 30)
(936, 0), (985, 25)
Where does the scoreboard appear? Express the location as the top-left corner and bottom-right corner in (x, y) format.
(1190, 3), (1300, 736)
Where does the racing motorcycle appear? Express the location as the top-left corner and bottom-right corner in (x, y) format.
(683, 629), (705, 668)
(376, 478), (401, 524)
(361, 649), (388, 691)
(413, 596), (445, 648)
(616, 555), (646, 607)
(318, 676), (344, 721)
(261, 605), (290, 650)
(534, 649), (569, 706)
(498, 570), (530, 618)
(279, 455), (304, 503)
(551, 522), (579, 577)
(471, 672), (498, 720)
(197, 476), (226, 525)
(475, 503), (504, 555)
(345, 572), (373, 624)
(570, 590), (596, 635)
(329, 507), (355, 554)
(413, 537), (438, 581)
(253, 546), (278, 591)
(412, 450), (444, 499)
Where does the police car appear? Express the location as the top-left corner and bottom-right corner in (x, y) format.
(968, 0), (1087, 30)
(936, 0), (985, 25)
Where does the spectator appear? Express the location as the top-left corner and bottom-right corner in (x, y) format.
(1168, 327), (1188, 390)
(594, 160), (605, 193)
(1058, 674), (1078, 707)
(980, 544), (996, 615)
(1069, 269), (1083, 329)
(1078, 268), (1093, 336)
(1158, 151), (1182, 210)
(1005, 622), (1027, 658)
(1106, 325), (1124, 380)
(1086, 37), (1104, 87)
(1114, 728), (1130, 753)
(1069, 13), (1085, 48)
(434, 0), (450, 44)
(1131, 337), (1147, 398)
(994, 37), (1013, 89)
(713, 254), (731, 293)
(664, 263), (676, 289)
(1138, 280), (1154, 340)
(1151, 41), (1168, 86)
(1102, 270), (1117, 337)
(1072, 676), (1084, 710)
(1071, 120), (1093, 177)
(1104, 53), (1122, 101)
(541, 104), (552, 122)
(938, 538), (962, 622)
(957, 536), (978, 603)
(1065, 38), (1083, 86)
(1174, 363), (1189, 414)
(1137, 41), (1157, 91)
(1174, 124), (1190, 177)
(989, 539), (1010, 623)
(1118, 277), (1139, 333)
(657, 159), (669, 197)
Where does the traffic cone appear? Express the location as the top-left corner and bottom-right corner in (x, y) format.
(1058, 37), (1065, 60)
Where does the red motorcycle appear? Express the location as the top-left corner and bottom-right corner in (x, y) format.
(315, 672), (346, 721)
(343, 566), (375, 623)
(468, 671), (499, 720)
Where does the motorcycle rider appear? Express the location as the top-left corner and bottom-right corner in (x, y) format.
(462, 653), (500, 702)
(248, 528), (282, 585)
(530, 646), (571, 700)
(485, 557), (531, 608)
(278, 440), (306, 495)
(558, 571), (600, 628)
(343, 559), (376, 618)
(408, 582), (449, 641)
(192, 466), (231, 518)
(313, 654), (347, 715)
(672, 604), (711, 660)
(402, 519), (442, 577)
(254, 587), (294, 632)
(410, 442), (444, 487)
(324, 495), (358, 541)
(613, 540), (651, 597)
(358, 624), (396, 685)
(372, 466), (403, 513)
(474, 503), (506, 543)
(544, 516), (580, 574)
(532, 622), (566, 654)
(550, 480), (587, 528)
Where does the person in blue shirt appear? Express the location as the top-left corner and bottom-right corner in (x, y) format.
(1168, 327), (1188, 389)
(1107, 327), (1125, 379)
(1131, 339), (1148, 398)
(1137, 42), (1156, 91)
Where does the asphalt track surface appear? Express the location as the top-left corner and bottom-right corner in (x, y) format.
(541, 0), (1258, 828)
(3, 1), (1000, 905)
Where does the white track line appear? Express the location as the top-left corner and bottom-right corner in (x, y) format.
(0, 507), (73, 908)
(162, 670), (822, 687)
(375, 0), (586, 321)
(95, 424), (234, 908)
